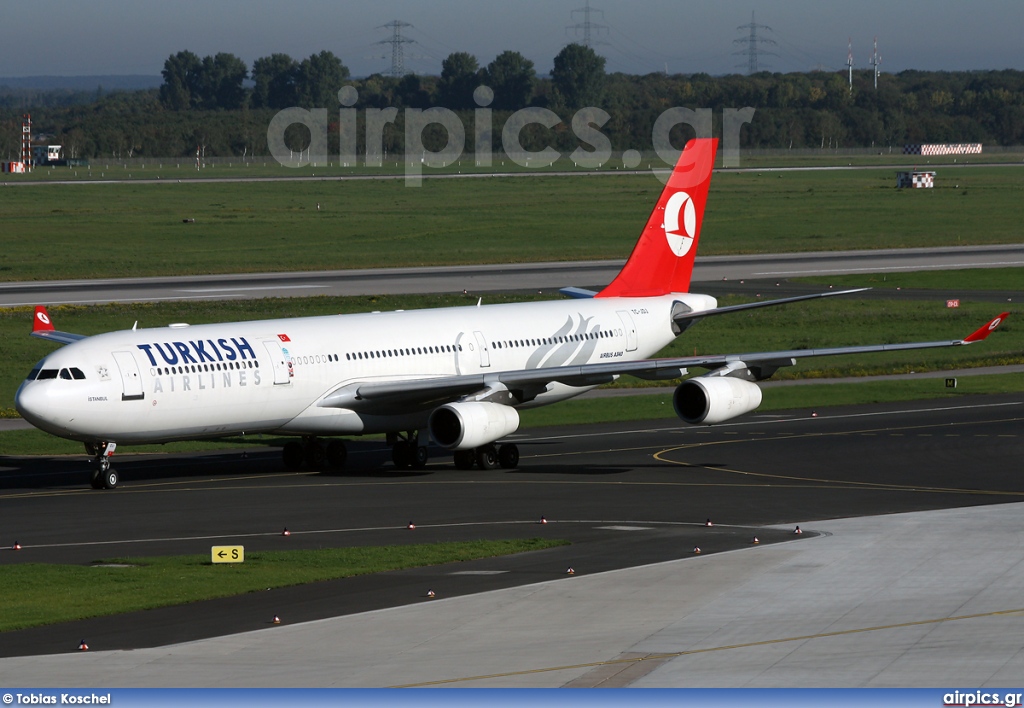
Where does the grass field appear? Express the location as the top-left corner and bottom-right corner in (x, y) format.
(0, 539), (567, 632)
(798, 266), (1024, 292)
(3, 164), (1024, 281)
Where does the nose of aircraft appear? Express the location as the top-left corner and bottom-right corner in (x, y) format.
(15, 381), (62, 434)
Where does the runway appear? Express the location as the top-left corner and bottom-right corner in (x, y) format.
(1, 393), (1023, 686)
(1, 244), (1023, 307)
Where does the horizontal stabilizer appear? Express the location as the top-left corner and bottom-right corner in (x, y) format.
(31, 330), (86, 345)
(559, 287), (598, 299)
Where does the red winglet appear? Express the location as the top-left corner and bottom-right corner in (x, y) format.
(963, 312), (1009, 343)
(33, 306), (55, 333)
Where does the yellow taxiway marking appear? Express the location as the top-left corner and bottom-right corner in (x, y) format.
(652, 451), (1024, 498)
(393, 606), (1024, 687)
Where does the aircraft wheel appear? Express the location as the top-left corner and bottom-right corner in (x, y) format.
(282, 441), (304, 470)
(411, 445), (429, 470)
(476, 444), (499, 470)
(325, 440), (347, 470)
(304, 440), (325, 469)
(392, 442), (413, 469)
(90, 469), (104, 489)
(453, 450), (475, 470)
(498, 443), (520, 469)
(102, 468), (119, 490)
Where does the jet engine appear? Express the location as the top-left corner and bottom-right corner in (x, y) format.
(428, 401), (521, 450)
(673, 376), (763, 425)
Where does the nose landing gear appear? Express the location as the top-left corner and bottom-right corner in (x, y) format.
(87, 442), (119, 489)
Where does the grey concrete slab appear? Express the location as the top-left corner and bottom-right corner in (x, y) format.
(4, 502), (1024, 688)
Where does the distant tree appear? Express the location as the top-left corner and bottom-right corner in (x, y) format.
(198, 53), (248, 110)
(438, 52), (480, 110)
(295, 51), (350, 109)
(252, 53), (299, 109)
(399, 74), (433, 109)
(159, 50), (202, 110)
(551, 43), (606, 109)
(483, 51), (535, 110)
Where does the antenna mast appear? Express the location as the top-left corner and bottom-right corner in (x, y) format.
(870, 37), (881, 89)
(847, 38), (854, 92)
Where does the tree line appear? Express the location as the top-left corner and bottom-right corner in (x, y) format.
(3, 44), (1024, 159)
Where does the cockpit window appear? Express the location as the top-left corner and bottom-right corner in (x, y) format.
(29, 367), (85, 381)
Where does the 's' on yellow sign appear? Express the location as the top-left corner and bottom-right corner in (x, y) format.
(211, 545), (244, 563)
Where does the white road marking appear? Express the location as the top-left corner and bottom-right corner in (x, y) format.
(179, 285), (325, 293)
(449, 570), (509, 576)
(596, 525), (655, 531)
(754, 260), (1024, 276)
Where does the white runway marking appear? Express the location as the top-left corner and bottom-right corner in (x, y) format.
(179, 285), (325, 293)
(755, 260), (1024, 276)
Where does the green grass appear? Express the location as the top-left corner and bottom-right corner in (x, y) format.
(798, 266), (1024, 292)
(3, 165), (1024, 281)
(0, 539), (568, 633)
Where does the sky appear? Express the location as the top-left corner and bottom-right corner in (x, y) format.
(1, 0), (1022, 78)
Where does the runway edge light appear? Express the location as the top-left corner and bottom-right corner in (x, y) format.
(78, 640), (89, 651)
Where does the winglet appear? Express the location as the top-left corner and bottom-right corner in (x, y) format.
(33, 306), (55, 333)
(963, 312), (1009, 343)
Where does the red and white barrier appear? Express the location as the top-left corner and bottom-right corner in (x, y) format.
(903, 143), (982, 155)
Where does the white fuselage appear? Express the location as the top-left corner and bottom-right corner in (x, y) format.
(15, 293), (717, 444)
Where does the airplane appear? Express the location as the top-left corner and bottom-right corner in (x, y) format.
(15, 138), (1008, 490)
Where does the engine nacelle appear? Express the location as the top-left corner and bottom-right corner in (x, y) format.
(428, 401), (521, 450)
(673, 376), (763, 425)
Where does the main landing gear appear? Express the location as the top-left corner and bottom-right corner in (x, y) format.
(86, 442), (119, 490)
(453, 443), (519, 470)
(390, 430), (429, 470)
(282, 437), (348, 472)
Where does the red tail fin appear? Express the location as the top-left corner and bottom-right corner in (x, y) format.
(33, 306), (55, 333)
(597, 138), (717, 298)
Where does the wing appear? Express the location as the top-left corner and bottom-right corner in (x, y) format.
(319, 312), (1010, 415)
(30, 306), (86, 345)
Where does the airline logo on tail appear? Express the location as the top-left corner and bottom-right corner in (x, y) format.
(597, 138), (718, 298)
(663, 191), (697, 257)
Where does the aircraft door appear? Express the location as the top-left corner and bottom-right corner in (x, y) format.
(473, 331), (490, 367)
(616, 311), (638, 352)
(262, 341), (292, 385)
(112, 351), (145, 401)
